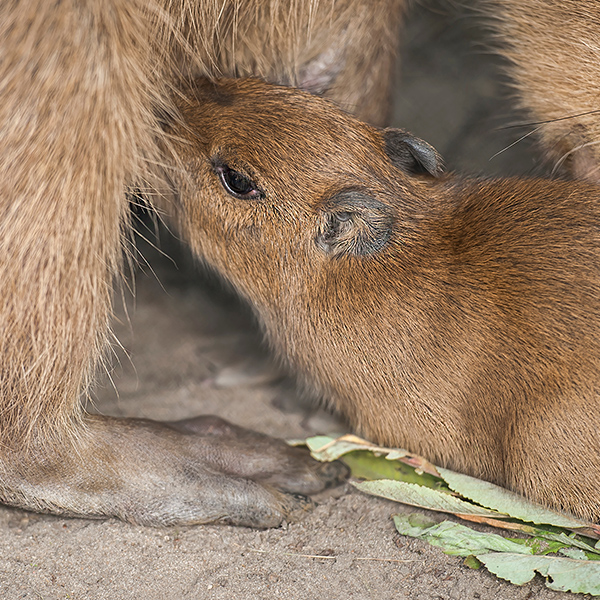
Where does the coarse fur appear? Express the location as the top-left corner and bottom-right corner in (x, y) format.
(168, 77), (600, 521)
(487, 0), (600, 182)
(0, 0), (403, 526)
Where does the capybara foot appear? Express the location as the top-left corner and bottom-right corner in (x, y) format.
(0, 415), (346, 528)
(167, 415), (349, 495)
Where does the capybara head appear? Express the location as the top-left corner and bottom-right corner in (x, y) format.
(166, 77), (442, 306)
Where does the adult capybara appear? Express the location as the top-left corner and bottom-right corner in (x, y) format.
(489, 0), (600, 182)
(165, 77), (600, 521)
(0, 0), (404, 527)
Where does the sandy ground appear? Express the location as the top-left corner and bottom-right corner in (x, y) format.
(1, 2), (583, 599)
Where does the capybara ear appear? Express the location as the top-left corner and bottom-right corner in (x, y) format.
(383, 128), (444, 177)
(316, 190), (394, 256)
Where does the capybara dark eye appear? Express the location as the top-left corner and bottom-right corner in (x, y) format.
(214, 163), (263, 200)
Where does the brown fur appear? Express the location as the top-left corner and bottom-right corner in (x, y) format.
(3, 0), (599, 527)
(0, 0), (402, 526)
(488, 0), (600, 182)
(168, 77), (600, 521)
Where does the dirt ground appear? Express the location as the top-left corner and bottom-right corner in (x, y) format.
(0, 2), (584, 599)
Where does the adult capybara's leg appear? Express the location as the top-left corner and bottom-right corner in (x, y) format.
(0, 1), (143, 450)
(490, 0), (600, 181)
(0, 1), (344, 527)
(167, 416), (348, 496)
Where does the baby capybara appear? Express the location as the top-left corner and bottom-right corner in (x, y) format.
(165, 77), (600, 521)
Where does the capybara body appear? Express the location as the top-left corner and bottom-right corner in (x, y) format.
(169, 77), (600, 521)
(0, 0), (403, 526)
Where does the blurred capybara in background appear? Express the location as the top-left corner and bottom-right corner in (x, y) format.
(490, 0), (600, 182)
(166, 77), (600, 521)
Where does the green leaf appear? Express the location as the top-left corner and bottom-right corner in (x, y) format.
(463, 555), (482, 570)
(585, 552), (600, 561)
(393, 514), (532, 557)
(477, 552), (600, 594)
(560, 548), (589, 560)
(437, 467), (589, 529)
(341, 451), (446, 489)
(358, 480), (502, 517)
(532, 531), (599, 555)
(304, 435), (600, 593)
(395, 514), (600, 594)
(527, 538), (571, 556)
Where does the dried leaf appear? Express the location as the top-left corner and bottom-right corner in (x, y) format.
(457, 514), (536, 533)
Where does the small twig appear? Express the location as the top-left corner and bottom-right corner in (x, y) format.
(355, 557), (420, 563)
(247, 549), (418, 562)
(248, 549), (336, 560)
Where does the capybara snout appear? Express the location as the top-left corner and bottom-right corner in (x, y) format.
(168, 77), (600, 522)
